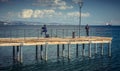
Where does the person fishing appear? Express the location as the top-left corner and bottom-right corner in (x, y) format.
(85, 24), (89, 36)
(41, 25), (47, 37)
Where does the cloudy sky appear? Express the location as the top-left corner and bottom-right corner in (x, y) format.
(0, 0), (120, 25)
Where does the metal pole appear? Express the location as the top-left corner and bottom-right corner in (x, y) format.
(51, 29), (53, 38)
(79, 5), (81, 37)
(63, 29), (64, 38)
(24, 29), (25, 40)
(78, 0), (83, 37)
(56, 29), (58, 37)
(37, 29), (40, 39)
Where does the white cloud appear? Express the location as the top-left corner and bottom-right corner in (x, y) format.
(19, 9), (56, 18)
(18, 9), (90, 19)
(67, 12), (90, 17)
(72, 0), (83, 3)
(33, 0), (73, 10)
(59, 5), (73, 10)
(21, 9), (33, 18)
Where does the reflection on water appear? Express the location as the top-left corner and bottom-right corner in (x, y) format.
(5, 56), (112, 71)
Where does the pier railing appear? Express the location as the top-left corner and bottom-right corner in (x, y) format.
(0, 28), (113, 39)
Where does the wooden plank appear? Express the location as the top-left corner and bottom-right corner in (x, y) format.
(0, 36), (112, 47)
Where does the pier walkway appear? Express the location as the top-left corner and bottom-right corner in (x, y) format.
(0, 36), (112, 63)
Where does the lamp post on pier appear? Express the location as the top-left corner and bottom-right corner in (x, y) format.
(78, 0), (83, 37)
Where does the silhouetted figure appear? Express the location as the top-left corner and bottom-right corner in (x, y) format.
(41, 25), (47, 37)
(85, 24), (89, 36)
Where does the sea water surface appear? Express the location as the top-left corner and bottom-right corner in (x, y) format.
(0, 25), (120, 71)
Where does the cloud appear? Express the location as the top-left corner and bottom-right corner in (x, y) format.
(19, 9), (56, 18)
(18, 9), (90, 19)
(33, 0), (73, 10)
(67, 12), (90, 17)
(59, 5), (73, 10)
(20, 9), (33, 18)
(72, 0), (83, 3)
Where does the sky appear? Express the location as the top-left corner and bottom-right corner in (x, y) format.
(0, 0), (120, 25)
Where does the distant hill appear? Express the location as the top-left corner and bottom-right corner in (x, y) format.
(0, 21), (64, 26)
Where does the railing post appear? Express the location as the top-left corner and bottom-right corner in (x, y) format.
(63, 29), (64, 38)
(24, 29), (26, 40)
(37, 29), (40, 39)
(66, 29), (68, 37)
(56, 29), (58, 37)
(51, 29), (53, 38)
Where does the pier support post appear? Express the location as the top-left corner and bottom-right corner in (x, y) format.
(62, 44), (65, 57)
(100, 43), (103, 55)
(57, 44), (60, 58)
(40, 45), (43, 60)
(45, 42), (48, 61)
(82, 44), (85, 57)
(35, 45), (38, 60)
(17, 46), (20, 62)
(76, 44), (78, 58)
(108, 42), (111, 57)
(19, 46), (23, 63)
(94, 43), (97, 54)
(13, 46), (15, 63)
(88, 43), (91, 58)
(68, 42), (70, 59)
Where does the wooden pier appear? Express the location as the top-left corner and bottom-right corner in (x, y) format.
(0, 36), (112, 63)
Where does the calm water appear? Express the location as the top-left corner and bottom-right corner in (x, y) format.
(0, 25), (120, 71)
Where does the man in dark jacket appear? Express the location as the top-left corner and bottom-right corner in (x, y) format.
(41, 25), (47, 37)
(85, 24), (89, 36)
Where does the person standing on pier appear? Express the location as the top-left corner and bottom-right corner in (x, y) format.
(85, 24), (89, 36)
(41, 25), (47, 37)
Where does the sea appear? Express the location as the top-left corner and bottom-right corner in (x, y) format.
(0, 25), (120, 71)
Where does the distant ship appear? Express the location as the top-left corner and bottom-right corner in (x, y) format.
(105, 22), (112, 26)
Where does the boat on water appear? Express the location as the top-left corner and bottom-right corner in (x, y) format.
(105, 22), (112, 26)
